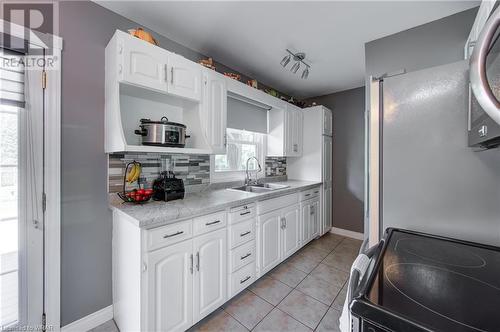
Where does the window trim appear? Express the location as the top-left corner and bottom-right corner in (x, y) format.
(210, 129), (266, 183)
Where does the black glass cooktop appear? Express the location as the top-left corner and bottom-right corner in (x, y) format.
(364, 229), (500, 331)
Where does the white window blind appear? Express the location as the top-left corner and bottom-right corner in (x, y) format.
(227, 95), (269, 134)
(0, 49), (25, 108)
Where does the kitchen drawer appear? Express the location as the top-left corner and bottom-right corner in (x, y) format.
(228, 218), (255, 249)
(257, 193), (298, 215)
(300, 187), (320, 201)
(229, 261), (255, 298)
(229, 203), (256, 225)
(193, 211), (227, 236)
(146, 220), (192, 251)
(229, 241), (255, 273)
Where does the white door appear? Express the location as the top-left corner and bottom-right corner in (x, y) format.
(311, 199), (321, 238)
(322, 187), (332, 234)
(322, 136), (332, 184)
(323, 108), (333, 136)
(202, 70), (227, 154)
(257, 210), (282, 275)
(294, 110), (303, 156)
(193, 229), (227, 323)
(282, 205), (300, 259)
(284, 110), (294, 156)
(0, 49), (44, 329)
(167, 54), (202, 101)
(147, 240), (193, 332)
(300, 203), (310, 245)
(121, 34), (168, 92)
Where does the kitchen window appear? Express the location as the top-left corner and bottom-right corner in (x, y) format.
(211, 128), (265, 182)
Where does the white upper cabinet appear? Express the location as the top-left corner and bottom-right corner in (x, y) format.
(168, 54), (202, 101)
(323, 107), (333, 136)
(119, 32), (169, 93)
(193, 229), (227, 322)
(268, 104), (303, 157)
(202, 69), (227, 154)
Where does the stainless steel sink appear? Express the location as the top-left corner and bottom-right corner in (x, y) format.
(228, 183), (289, 193)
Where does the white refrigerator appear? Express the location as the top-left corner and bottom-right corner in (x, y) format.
(288, 105), (333, 235)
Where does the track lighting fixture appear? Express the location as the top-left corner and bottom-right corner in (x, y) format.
(280, 49), (311, 79)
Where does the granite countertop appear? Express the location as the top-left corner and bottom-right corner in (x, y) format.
(109, 180), (322, 229)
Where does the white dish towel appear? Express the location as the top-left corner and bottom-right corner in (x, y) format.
(339, 253), (371, 332)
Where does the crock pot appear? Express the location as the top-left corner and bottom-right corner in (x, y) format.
(134, 117), (189, 147)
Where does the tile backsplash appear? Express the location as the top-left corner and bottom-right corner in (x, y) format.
(265, 157), (287, 177)
(108, 154), (287, 193)
(108, 153), (210, 193)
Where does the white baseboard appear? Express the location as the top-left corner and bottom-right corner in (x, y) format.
(330, 227), (365, 240)
(62, 305), (113, 332)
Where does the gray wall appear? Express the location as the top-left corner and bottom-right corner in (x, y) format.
(363, 7), (478, 236)
(306, 87), (366, 233)
(365, 7), (478, 78)
(58, 0), (282, 326)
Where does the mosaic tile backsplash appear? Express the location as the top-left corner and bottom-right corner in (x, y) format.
(108, 154), (287, 193)
(108, 153), (210, 193)
(265, 157), (287, 177)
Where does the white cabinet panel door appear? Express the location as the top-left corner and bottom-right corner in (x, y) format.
(168, 54), (201, 101)
(294, 110), (303, 156)
(282, 205), (300, 259)
(300, 203), (310, 245)
(257, 210), (282, 275)
(147, 240), (193, 332)
(323, 108), (333, 136)
(203, 70), (227, 154)
(193, 229), (227, 322)
(322, 136), (333, 183)
(311, 199), (321, 239)
(323, 187), (332, 234)
(121, 36), (168, 92)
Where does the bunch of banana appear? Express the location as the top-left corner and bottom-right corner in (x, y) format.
(126, 162), (142, 183)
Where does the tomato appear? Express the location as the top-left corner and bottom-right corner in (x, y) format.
(144, 189), (153, 195)
(137, 189), (145, 195)
(135, 195), (143, 202)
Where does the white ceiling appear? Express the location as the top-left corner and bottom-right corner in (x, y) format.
(96, 1), (478, 98)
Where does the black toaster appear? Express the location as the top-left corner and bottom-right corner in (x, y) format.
(152, 171), (185, 202)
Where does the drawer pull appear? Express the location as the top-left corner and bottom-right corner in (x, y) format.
(240, 211), (251, 216)
(240, 231), (251, 237)
(205, 220), (221, 226)
(305, 193), (311, 197)
(240, 253), (252, 260)
(163, 231), (184, 238)
(240, 276), (251, 284)
(314, 191), (319, 194)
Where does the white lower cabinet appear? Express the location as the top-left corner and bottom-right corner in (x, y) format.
(300, 197), (321, 245)
(193, 229), (227, 322)
(257, 202), (301, 276)
(146, 240), (193, 332)
(145, 228), (226, 331)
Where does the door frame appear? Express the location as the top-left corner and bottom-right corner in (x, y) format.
(0, 19), (62, 331)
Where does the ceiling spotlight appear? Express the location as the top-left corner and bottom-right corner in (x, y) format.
(280, 49), (311, 79)
(290, 61), (300, 73)
(301, 67), (309, 79)
(280, 54), (291, 67)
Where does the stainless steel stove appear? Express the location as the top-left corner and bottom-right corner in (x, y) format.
(350, 228), (500, 332)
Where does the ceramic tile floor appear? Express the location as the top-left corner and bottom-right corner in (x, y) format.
(91, 233), (362, 332)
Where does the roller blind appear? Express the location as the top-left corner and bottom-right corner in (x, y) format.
(0, 48), (25, 107)
(227, 95), (269, 134)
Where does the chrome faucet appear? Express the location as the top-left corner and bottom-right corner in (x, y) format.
(245, 157), (262, 186)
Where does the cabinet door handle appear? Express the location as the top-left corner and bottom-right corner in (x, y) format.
(240, 231), (251, 237)
(240, 211), (251, 216)
(240, 253), (252, 260)
(196, 252), (200, 271)
(164, 64), (168, 82)
(240, 276), (251, 284)
(190, 254), (193, 274)
(305, 193), (311, 197)
(314, 191), (319, 194)
(205, 220), (221, 226)
(284, 217), (287, 228)
(171, 67), (174, 84)
(163, 231), (183, 238)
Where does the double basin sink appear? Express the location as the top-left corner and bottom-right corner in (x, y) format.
(228, 183), (290, 194)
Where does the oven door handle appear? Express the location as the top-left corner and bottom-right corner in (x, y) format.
(348, 242), (383, 304)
